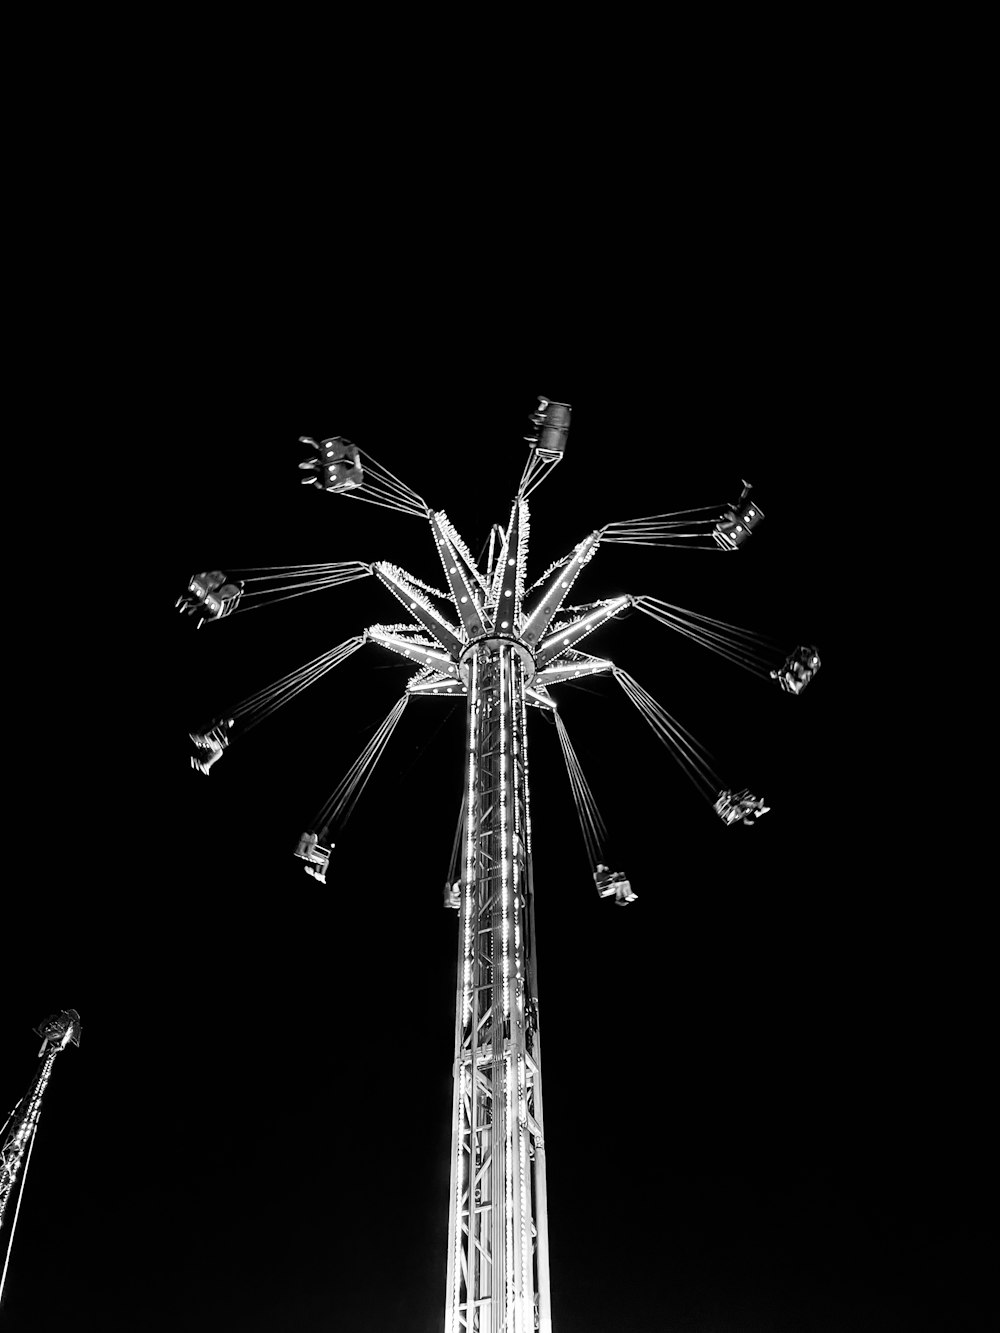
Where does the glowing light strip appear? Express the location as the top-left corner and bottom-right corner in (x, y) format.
(551, 597), (627, 641)
(451, 654), (480, 1333)
(512, 661), (523, 983)
(514, 498), (530, 624)
(500, 646), (518, 1326)
(536, 595), (629, 665)
(375, 562), (463, 643)
(366, 621), (431, 637)
(522, 687), (533, 856)
(408, 672), (466, 695)
(433, 517), (489, 624)
(451, 1065), (466, 1333)
(500, 649), (510, 1019)
(488, 523), (510, 610)
(0, 1053), (56, 1221)
(520, 531), (601, 644)
(536, 658), (615, 684)
(519, 1050), (531, 1328)
(523, 550), (571, 596)
(436, 511), (489, 593)
(515, 671), (530, 1327)
(407, 664), (443, 685)
(506, 1050), (515, 1324)
(463, 655), (479, 1029)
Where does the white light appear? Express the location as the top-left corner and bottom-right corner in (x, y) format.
(504, 589), (512, 597)
(501, 621), (509, 628)
(460, 596), (468, 603)
(450, 566), (457, 572)
(508, 558), (515, 566)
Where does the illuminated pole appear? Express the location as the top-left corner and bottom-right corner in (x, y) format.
(446, 636), (549, 1333)
(0, 1011), (81, 1307)
(367, 486), (610, 1333)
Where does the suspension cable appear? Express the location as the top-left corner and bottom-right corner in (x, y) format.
(553, 710), (607, 867)
(446, 788), (466, 888)
(601, 504), (730, 549)
(229, 562), (372, 615)
(363, 451), (428, 510)
(633, 596), (783, 679)
(520, 455), (560, 500)
(517, 451), (546, 498)
(216, 636), (366, 734)
(234, 562), (371, 580)
(604, 503), (725, 526)
(313, 693), (411, 832)
(331, 450), (428, 518)
(600, 535), (727, 549)
(613, 667), (722, 800)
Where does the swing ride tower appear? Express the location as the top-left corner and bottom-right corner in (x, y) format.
(444, 502), (553, 1333)
(446, 634), (548, 1333)
(434, 492), (634, 1333)
(180, 399), (822, 1332)
(0, 1010), (81, 1307)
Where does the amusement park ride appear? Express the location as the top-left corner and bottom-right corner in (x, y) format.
(0, 1011), (81, 1308)
(171, 398), (821, 1333)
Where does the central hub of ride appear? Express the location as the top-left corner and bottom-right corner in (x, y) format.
(458, 634), (536, 687)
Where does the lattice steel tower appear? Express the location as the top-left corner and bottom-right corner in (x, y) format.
(0, 1010), (82, 1306)
(441, 495), (557, 1333)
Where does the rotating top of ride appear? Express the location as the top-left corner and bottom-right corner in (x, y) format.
(33, 1010), (82, 1053)
(358, 397), (637, 697)
(179, 394), (824, 899)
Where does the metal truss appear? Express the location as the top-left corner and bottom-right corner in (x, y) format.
(359, 497), (631, 1333)
(445, 643), (549, 1333)
(1, 1012), (81, 1304)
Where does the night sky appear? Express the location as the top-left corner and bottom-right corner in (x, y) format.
(1, 342), (990, 1332)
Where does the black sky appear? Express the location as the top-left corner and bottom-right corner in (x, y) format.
(1, 324), (990, 1333)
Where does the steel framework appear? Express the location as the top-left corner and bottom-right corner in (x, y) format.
(182, 402), (818, 1332)
(373, 499), (622, 1333)
(0, 1010), (81, 1306)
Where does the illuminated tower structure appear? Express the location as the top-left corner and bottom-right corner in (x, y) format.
(183, 400), (820, 1333)
(0, 1010), (82, 1305)
(432, 499), (601, 1333)
(363, 457), (627, 1333)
